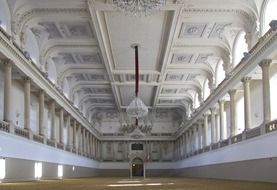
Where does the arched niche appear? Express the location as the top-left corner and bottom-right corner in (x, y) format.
(0, 0), (11, 34)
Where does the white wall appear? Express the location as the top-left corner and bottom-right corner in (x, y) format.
(176, 130), (277, 169)
(250, 80), (263, 127)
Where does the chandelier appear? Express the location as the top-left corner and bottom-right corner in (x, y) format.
(126, 44), (148, 119)
(112, 0), (166, 16)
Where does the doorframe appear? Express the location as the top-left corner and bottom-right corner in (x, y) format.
(130, 157), (145, 179)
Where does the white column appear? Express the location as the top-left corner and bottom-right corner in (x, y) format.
(203, 114), (209, 146)
(4, 61), (12, 123)
(228, 89), (237, 137)
(242, 77), (252, 130)
(50, 101), (56, 140)
(192, 126), (196, 152)
(59, 109), (64, 144)
(210, 107), (216, 144)
(73, 120), (77, 149)
(67, 116), (71, 146)
(24, 78), (31, 130)
(259, 59), (272, 124)
(197, 120), (202, 149)
(38, 91), (45, 136)
(218, 100), (226, 140)
(83, 129), (86, 154)
(79, 126), (83, 152)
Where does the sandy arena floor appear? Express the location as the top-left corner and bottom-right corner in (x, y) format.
(1, 177), (277, 190)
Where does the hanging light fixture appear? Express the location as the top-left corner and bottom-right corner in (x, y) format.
(126, 44), (148, 119)
(112, 0), (166, 16)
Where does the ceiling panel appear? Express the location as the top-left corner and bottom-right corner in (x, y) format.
(105, 11), (169, 71)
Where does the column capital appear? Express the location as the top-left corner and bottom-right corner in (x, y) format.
(218, 99), (225, 104)
(228, 89), (237, 96)
(3, 59), (13, 67)
(241, 76), (252, 83)
(258, 59), (272, 68)
(23, 77), (31, 82)
(50, 100), (55, 106)
(39, 89), (45, 95)
(210, 107), (216, 114)
(203, 112), (210, 117)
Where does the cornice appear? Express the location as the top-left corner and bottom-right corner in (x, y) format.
(0, 27), (100, 139)
(176, 27), (277, 138)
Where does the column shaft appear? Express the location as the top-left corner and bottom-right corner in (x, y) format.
(24, 78), (31, 130)
(229, 90), (237, 137)
(219, 100), (225, 140)
(210, 108), (216, 143)
(59, 109), (64, 144)
(259, 60), (272, 124)
(73, 120), (77, 149)
(38, 91), (45, 136)
(242, 77), (252, 130)
(50, 101), (56, 140)
(198, 121), (202, 149)
(67, 116), (71, 146)
(4, 62), (12, 123)
(203, 114), (208, 146)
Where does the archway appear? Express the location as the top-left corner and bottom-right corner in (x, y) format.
(131, 158), (144, 177)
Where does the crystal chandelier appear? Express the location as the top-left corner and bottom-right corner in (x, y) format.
(112, 0), (166, 16)
(126, 44), (148, 119)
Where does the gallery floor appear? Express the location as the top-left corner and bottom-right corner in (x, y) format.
(1, 177), (277, 190)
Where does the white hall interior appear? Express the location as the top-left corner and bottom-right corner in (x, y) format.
(0, 0), (277, 183)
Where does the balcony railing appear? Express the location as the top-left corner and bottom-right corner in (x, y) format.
(265, 119), (277, 133)
(0, 121), (9, 132)
(33, 134), (44, 143)
(14, 127), (30, 139)
(178, 121), (277, 161)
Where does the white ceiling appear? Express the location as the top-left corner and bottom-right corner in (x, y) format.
(8, 0), (261, 133)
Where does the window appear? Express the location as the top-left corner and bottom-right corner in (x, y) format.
(34, 162), (42, 179)
(0, 158), (5, 180)
(233, 31), (248, 66)
(58, 165), (63, 178)
(131, 143), (143, 150)
(263, 0), (277, 34)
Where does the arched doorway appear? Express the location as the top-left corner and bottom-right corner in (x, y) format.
(131, 158), (144, 177)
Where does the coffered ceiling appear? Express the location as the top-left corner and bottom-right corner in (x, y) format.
(8, 0), (260, 133)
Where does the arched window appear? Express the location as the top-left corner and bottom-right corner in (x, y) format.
(203, 79), (210, 100)
(0, 0), (11, 33)
(193, 92), (200, 109)
(47, 60), (57, 84)
(233, 31), (248, 66)
(262, 0), (277, 34)
(24, 29), (40, 64)
(63, 78), (70, 98)
(215, 59), (225, 86)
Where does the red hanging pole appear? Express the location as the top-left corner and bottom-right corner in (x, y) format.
(135, 45), (139, 97)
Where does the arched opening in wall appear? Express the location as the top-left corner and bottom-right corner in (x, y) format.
(233, 31), (248, 67)
(131, 158), (144, 177)
(63, 78), (70, 98)
(203, 79), (210, 100)
(24, 28), (40, 64)
(261, 0), (277, 35)
(193, 92), (200, 109)
(0, 0), (11, 33)
(215, 59), (225, 86)
(47, 60), (57, 84)
(270, 73), (277, 120)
